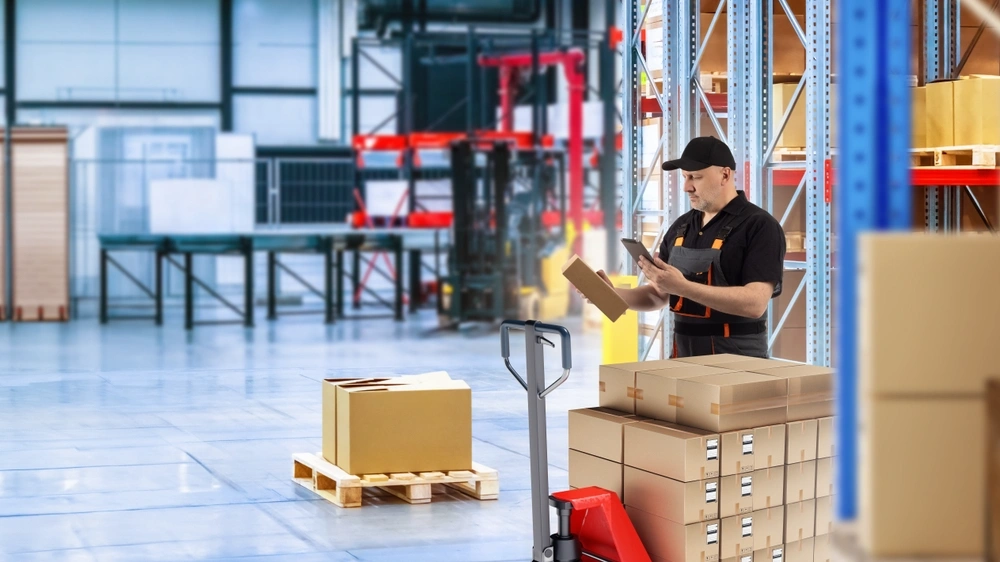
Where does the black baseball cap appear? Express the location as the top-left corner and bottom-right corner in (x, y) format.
(662, 136), (737, 171)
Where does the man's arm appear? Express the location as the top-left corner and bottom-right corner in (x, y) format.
(674, 280), (774, 318)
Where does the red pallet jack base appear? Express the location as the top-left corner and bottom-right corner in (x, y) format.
(551, 487), (651, 562)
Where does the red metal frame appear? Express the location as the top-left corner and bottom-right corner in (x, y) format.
(773, 167), (1000, 187)
(479, 49), (588, 251)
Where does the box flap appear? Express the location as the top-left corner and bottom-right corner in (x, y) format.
(641, 365), (736, 380)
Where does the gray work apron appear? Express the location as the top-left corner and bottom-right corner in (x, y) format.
(666, 213), (768, 359)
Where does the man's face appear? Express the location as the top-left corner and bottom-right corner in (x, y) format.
(682, 166), (730, 212)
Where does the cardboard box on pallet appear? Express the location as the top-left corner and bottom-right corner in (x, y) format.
(784, 538), (814, 562)
(785, 461), (817, 504)
(925, 80), (956, 148)
(627, 505), (720, 562)
(952, 75), (1000, 145)
(785, 500), (816, 544)
(568, 407), (646, 463)
(720, 515), (756, 558)
(676, 372), (788, 433)
(624, 465), (720, 524)
(786, 420), (818, 464)
(720, 424), (786, 476)
(624, 420), (721, 482)
(912, 86), (926, 148)
(599, 359), (685, 413)
(752, 506), (785, 552)
(813, 534), (831, 562)
(816, 417), (834, 459)
(720, 466), (784, 518)
(753, 546), (785, 562)
(752, 365), (834, 421)
(636, 364), (737, 422)
(815, 458), (833, 498)
(323, 373), (472, 475)
(815, 495), (834, 537)
(569, 450), (624, 500)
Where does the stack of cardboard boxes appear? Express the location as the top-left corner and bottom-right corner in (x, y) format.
(569, 355), (836, 562)
(913, 75), (1000, 148)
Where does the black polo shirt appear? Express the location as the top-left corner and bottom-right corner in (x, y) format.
(657, 191), (786, 300)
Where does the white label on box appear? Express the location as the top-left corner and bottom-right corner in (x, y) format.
(741, 557), (752, 562)
(707, 439), (719, 460)
(741, 476), (752, 497)
(707, 523), (719, 545)
(741, 517), (753, 537)
(772, 548), (784, 562)
(705, 482), (718, 503)
(742, 434), (754, 455)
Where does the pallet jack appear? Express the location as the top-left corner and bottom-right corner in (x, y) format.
(500, 320), (652, 562)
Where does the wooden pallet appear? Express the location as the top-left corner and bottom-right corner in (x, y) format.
(291, 452), (499, 508)
(911, 145), (1000, 168)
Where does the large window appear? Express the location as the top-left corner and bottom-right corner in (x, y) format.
(18, 0), (220, 102)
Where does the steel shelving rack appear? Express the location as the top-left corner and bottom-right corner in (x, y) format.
(622, 0), (834, 365)
(623, 0), (1000, 523)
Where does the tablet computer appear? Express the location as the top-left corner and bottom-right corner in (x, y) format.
(621, 238), (655, 265)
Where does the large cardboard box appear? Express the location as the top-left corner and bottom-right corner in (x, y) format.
(813, 534), (831, 562)
(860, 397), (986, 556)
(600, 360), (687, 413)
(815, 457), (833, 498)
(925, 80), (955, 147)
(562, 255), (628, 322)
(816, 417), (834, 459)
(771, 83), (806, 149)
(752, 365), (834, 421)
(626, 506), (720, 562)
(952, 75), (1000, 145)
(785, 461), (817, 504)
(721, 466), (785, 517)
(330, 376), (472, 475)
(814, 495), (834, 537)
(637, 365), (736, 422)
(721, 424), (786, 476)
(753, 546), (786, 562)
(786, 420), (818, 464)
(624, 465), (720, 524)
(721, 515), (756, 558)
(753, 466), (785, 509)
(720, 473), (755, 518)
(911, 85), (926, 148)
(624, 420), (721, 482)
(860, 234), (1000, 396)
(569, 449), (623, 500)
(785, 500), (816, 543)
(752, 506), (785, 552)
(677, 372), (788, 433)
(784, 538), (814, 562)
(568, 407), (645, 462)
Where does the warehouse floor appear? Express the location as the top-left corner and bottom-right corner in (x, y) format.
(0, 310), (604, 562)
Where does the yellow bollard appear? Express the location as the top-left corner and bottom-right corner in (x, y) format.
(602, 275), (638, 364)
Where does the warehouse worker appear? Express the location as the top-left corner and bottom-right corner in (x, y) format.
(577, 136), (785, 358)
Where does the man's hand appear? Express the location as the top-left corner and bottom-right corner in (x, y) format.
(638, 256), (688, 298)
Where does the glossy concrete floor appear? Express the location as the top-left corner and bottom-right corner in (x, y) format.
(0, 309), (604, 562)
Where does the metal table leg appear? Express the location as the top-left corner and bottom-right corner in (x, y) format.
(324, 242), (335, 324)
(99, 249), (109, 324)
(243, 239), (254, 328)
(394, 240), (404, 321)
(184, 252), (194, 330)
(267, 251), (277, 320)
(409, 249), (422, 313)
(352, 250), (361, 310)
(155, 250), (163, 326)
(336, 250), (345, 318)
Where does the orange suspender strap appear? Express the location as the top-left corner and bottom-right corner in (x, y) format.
(675, 236), (684, 246)
(723, 323), (730, 338)
(711, 237), (724, 249)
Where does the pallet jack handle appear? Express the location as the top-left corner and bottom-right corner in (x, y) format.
(500, 319), (572, 397)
